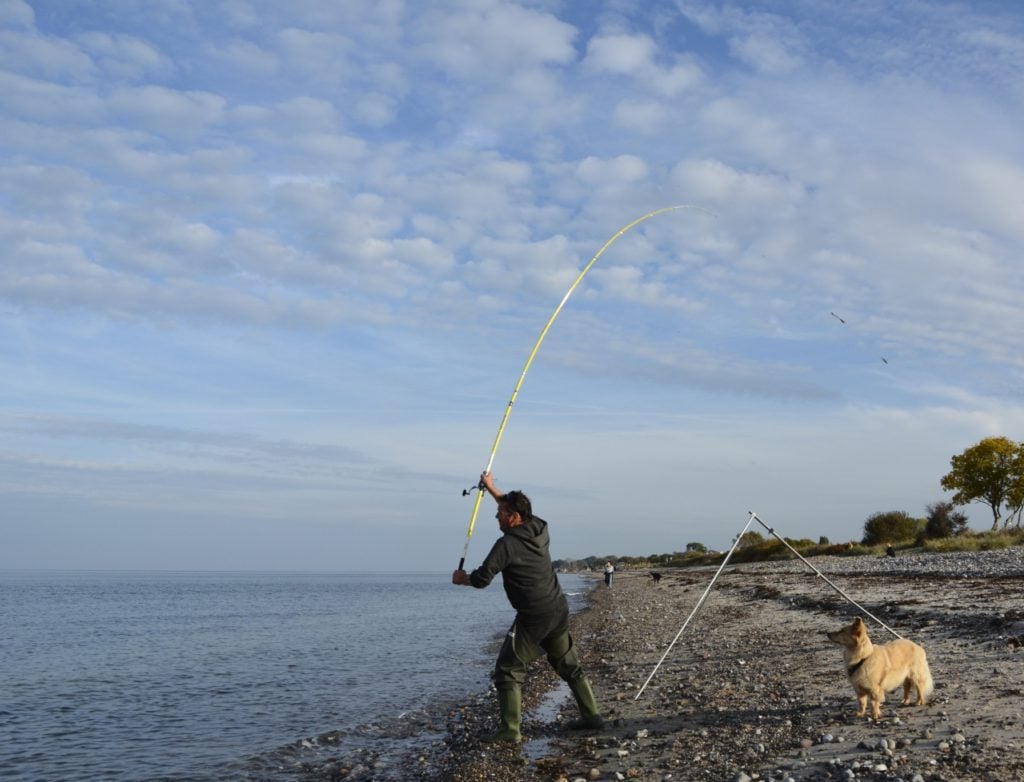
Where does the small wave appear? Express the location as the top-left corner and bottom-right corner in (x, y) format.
(237, 700), (456, 781)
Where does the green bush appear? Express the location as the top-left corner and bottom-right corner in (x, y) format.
(730, 538), (790, 562)
(923, 501), (969, 539)
(784, 537), (817, 550)
(862, 511), (926, 545)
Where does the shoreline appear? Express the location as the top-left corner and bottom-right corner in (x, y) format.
(392, 548), (1024, 782)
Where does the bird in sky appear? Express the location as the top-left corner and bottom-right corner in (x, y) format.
(881, 357), (889, 364)
(830, 312), (846, 324)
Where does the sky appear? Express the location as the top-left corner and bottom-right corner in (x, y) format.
(2, 0), (1023, 572)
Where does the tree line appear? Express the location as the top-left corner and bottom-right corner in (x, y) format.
(555, 436), (1024, 569)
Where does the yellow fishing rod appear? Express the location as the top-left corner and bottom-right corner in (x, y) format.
(458, 205), (706, 570)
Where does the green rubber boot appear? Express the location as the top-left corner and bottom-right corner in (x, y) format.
(482, 686), (522, 743)
(567, 677), (604, 730)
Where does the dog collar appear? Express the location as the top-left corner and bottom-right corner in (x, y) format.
(847, 658), (866, 675)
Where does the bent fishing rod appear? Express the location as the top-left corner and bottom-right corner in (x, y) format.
(457, 205), (710, 570)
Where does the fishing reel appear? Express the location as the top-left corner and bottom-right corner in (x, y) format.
(461, 477), (487, 496)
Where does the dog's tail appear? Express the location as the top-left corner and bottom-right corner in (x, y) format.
(920, 654), (935, 702)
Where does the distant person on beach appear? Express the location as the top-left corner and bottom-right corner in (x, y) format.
(886, 543), (897, 558)
(452, 471), (604, 743)
(604, 561), (614, 587)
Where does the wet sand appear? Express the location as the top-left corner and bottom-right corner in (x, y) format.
(405, 550), (1024, 782)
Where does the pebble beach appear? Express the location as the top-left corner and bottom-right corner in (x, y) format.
(397, 548), (1024, 782)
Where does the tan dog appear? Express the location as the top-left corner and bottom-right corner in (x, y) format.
(826, 616), (933, 719)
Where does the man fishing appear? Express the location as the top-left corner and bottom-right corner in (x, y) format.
(452, 471), (603, 743)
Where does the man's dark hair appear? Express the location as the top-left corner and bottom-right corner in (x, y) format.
(500, 490), (532, 522)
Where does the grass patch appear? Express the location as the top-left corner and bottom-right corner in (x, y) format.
(922, 528), (1024, 552)
(665, 529), (1023, 568)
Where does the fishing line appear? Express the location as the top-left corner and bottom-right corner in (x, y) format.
(634, 511), (905, 700)
(457, 205), (711, 570)
(634, 510), (756, 700)
(748, 512), (904, 640)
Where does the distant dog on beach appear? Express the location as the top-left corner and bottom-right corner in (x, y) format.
(826, 616), (933, 720)
(650, 571), (662, 584)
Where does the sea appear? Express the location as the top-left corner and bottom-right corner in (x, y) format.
(0, 570), (591, 781)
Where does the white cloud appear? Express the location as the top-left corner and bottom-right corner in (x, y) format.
(583, 32), (702, 94)
(0, 70), (104, 123)
(0, 163), (98, 223)
(697, 96), (803, 168)
(584, 32), (656, 74)
(354, 92), (399, 126)
(956, 156), (1024, 241)
(390, 236), (455, 273)
(106, 85), (227, 136)
(590, 265), (704, 314)
(77, 31), (172, 81)
(210, 37), (280, 77)
(0, 0), (33, 28)
(420, 1), (577, 75)
(0, 231), (95, 277)
(291, 131), (368, 164)
(276, 26), (355, 77)
(729, 28), (803, 74)
(669, 158), (804, 215)
(0, 28), (96, 81)
(577, 155), (648, 185)
(612, 98), (667, 133)
(961, 26), (1024, 61)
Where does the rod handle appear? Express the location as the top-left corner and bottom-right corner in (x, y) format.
(458, 557), (465, 571)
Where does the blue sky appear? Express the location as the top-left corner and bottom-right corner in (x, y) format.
(2, 0), (1023, 571)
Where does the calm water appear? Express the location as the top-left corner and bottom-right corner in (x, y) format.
(0, 570), (589, 781)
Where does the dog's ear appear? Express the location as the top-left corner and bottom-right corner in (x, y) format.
(852, 617), (865, 636)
